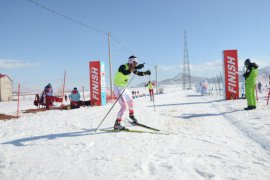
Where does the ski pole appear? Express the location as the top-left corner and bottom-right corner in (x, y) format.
(95, 74), (137, 132)
(152, 91), (156, 112)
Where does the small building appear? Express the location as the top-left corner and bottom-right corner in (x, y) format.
(0, 74), (13, 102)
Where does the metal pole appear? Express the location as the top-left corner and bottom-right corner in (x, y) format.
(82, 86), (85, 101)
(217, 75), (221, 96)
(108, 33), (113, 98)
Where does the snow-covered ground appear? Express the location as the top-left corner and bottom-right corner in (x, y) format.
(0, 86), (270, 180)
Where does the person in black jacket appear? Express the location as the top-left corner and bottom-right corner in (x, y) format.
(257, 82), (262, 93)
(243, 59), (259, 110)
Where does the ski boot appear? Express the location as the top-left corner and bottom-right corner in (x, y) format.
(244, 106), (255, 110)
(114, 120), (126, 130)
(129, 114), (138, 124)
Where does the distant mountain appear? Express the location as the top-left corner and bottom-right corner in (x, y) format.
(133, 73), (218, 87)
(134, 66), (270, 87)
(158, 73), (221, 86)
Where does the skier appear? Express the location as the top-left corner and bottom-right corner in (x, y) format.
(243, 59), (258, 110)
(145, 81), (154, 101)
(200, 79), (209, 95)
(113, 55), (151, 130)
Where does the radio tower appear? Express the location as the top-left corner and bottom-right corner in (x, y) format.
(182, 31), (192, 90)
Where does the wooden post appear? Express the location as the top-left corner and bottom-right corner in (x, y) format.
(17, 83), (20, 118)
(82, 85), (85, 106)
(61, 70), (66, 104)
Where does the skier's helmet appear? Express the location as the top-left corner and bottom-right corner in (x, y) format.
(128, 55), (138, 64)
(244, 59), (251, 66)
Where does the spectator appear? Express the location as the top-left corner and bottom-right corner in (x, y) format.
(44, 83), (53, 97)
(69, 87), (81, 109)
(41, 83), (53, 108)
(243, 59), (258, 110)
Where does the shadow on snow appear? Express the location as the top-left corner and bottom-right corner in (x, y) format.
(176, 109), (244, 120)
(148, 99), (224, 107)
(1, 127), (114, 147)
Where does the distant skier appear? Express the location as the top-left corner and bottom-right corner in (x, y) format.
(200, 79), (209, 95)
(243, 59), (258, 110)
(257, 82), (262, 94)
(145, 81), (154, 101)
(113, 55), (151, 130)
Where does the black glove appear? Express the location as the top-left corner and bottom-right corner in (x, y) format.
(135, 64), (144, 70)
(145, 70), (151, 75)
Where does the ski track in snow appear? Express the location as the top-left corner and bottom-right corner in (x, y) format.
(209, 97), (270, 152)
(0, 87), (270, 180)
(149, 91), (270, 180)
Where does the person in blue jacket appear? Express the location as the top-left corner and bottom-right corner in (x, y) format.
(69, 87), (81, 108)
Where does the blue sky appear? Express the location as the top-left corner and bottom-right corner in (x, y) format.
(1, 0), (270, 92)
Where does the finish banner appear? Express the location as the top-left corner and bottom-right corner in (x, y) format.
(223, 50), (239, 100)
(89, 61), (106, 106)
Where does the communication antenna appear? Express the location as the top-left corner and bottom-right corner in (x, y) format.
(182, 31), (192, 90)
